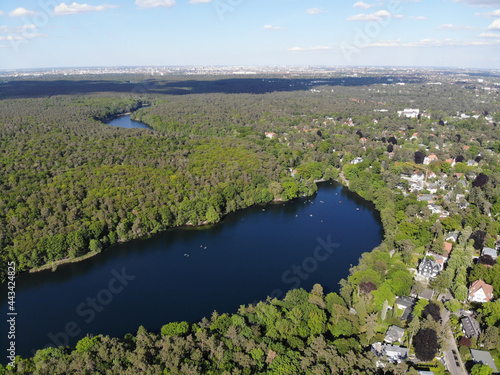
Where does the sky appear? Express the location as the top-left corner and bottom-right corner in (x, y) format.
(1, 0), (500, 70)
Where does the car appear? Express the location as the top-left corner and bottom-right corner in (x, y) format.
(455, 361), (460, 367)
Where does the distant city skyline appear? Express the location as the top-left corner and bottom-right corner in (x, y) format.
(1, 0), (500, 70)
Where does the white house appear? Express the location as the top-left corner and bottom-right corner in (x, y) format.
(418, 258), (441, 279)
(482, 247), (498, 260)
(371, 342), (409, 364)
(469, 280), (494, 303)
(384, 326), (406, 344)
(397, 108), (420, 118)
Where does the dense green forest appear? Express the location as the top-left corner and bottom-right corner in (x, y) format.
(1, 74), (500, 374)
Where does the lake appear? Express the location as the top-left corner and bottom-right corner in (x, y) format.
(106, 114), (153, 129)
(0, 182), (382, 359)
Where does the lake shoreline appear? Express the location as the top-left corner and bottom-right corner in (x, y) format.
(24, 179), (349, 276)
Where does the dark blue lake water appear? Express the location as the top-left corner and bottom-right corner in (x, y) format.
(1, 181), (382, 359)
(106, 115), (152, 129)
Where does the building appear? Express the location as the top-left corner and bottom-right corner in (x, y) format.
(461, 316), (481, 338)
(265, 132), (277, 139)
(423, 154), (438, 165)
(397, 108), (420, 118)
(445, 232), (459, 243)
(469, 280), (494, 303)
(395, 296), (415, 320)
(410, 286), (435, 301)
(371, 342), (409, 364)
(351, 157), (364, 165)
(470, 349), (499, 373)
(418, 258), (441, 279)
(444, 242), (453, 256)
(482, 247), (498, 260)
(384, 325), (406, 344)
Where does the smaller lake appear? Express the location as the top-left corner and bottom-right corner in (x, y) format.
(106, 115), (152, 129)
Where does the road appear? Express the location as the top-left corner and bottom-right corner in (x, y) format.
(440, 297), (467, 375)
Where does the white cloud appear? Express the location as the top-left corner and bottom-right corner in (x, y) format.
(307, 8), (326, 15)
(410, 16), (427, 20)
(489, 19), (500, 28)
(347, 10), (403, 21)
(189, 0), (212, 3)
(364, 38), (500, 47)
(0, 33), (46, 40)
(475, 9), (500, 16)
(263, 25), (284, 31)
(0, 11), (4, 16)
(437, 23), (475, 30)
(0, 25), (36, 33)
(54, 2), (117, 15)
(288, 45), (331, 51)
(353, 1), (375, 9)
(9, 8), (36, 17)
(479, 31), (500, 37)
(135, 0), (176, 8)
(452, 0), (500, 6)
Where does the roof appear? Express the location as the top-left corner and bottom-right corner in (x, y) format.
(469, 280), (494, 302)
(470, 349), (499, 373)
(418, 258), (441, 278)
(415, 288), (435, 301)
(461, 316), (481, 338)
(395, 296), (414, 309)
(444, 242), (453, 254)
(384, 325), (406, 343)
(482, 247), (498, 259)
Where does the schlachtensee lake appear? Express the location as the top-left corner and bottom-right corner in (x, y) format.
(1, 117), (383, 359)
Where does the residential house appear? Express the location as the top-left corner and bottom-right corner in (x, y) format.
(417, 194), (435, 203)
(426, 251), (447, 269)
(482, 247), (498, 260)
(428, 204), (444, 215)
(470, 349), (499, 373)
(411, 286), (435, 300)
(384, 326), (406, 344)
(461, 316), (481, 338)
(371, 342), (409, 364)
(395, 296), (415, 311)
(467, 160), (479, 167)
(423, 154), (438, 165)
(442, 242), (453, 256)
(397, 108), (420, 118)
(265, 132), (277, 139)
(418, 258), (441, 279)
(445, 232), (459, 243)
(351, 157), (364, 165)
(469, 280), (494, 303)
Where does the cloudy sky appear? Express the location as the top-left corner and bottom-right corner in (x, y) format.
(1, 0), (500, 69)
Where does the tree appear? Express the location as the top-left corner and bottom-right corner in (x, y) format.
(471, 364), (493, 375)
(472, 173), (489, 189)
(422, 302), (441, 322)
(413, 329), (439, 361)
(206, 206), (220, 224)
(470, 230), (487, 250)
(413, 299), (429, 318)
(414, 151), (425, 164)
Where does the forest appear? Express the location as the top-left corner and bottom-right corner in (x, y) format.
(1, 72), (500, 374)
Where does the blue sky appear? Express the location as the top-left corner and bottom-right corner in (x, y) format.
(1, 0), (500, 69)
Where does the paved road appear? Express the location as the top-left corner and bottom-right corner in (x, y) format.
(441, 304), (467, 375)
